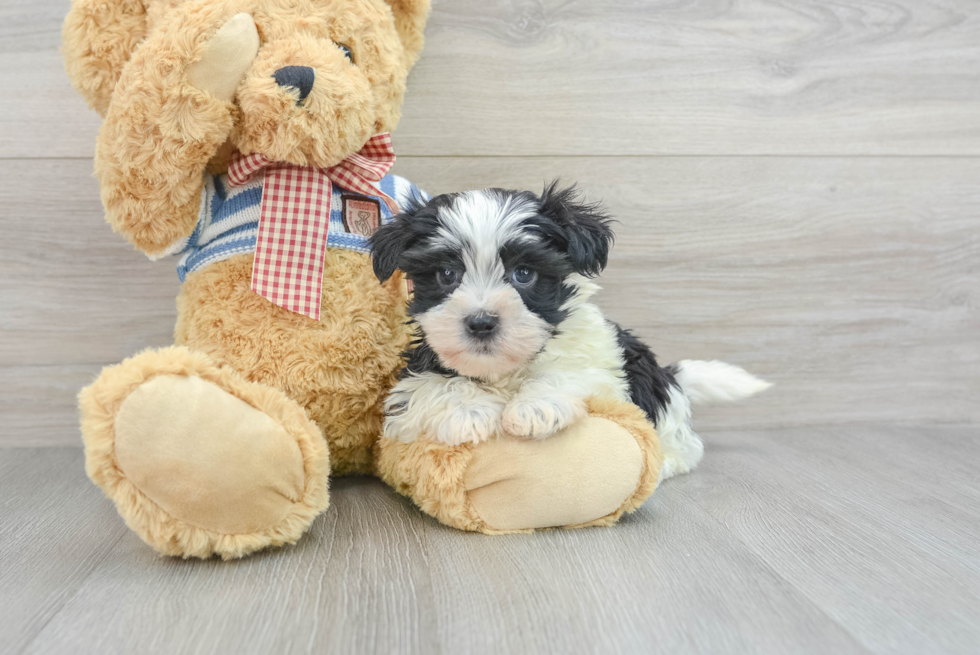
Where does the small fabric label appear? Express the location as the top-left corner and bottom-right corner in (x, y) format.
(342, 196), (381, 236)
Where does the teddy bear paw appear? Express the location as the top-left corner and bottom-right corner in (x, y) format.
(78, 347), (329, 559)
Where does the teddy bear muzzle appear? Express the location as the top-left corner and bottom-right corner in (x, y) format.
(233, 33), (378, 168)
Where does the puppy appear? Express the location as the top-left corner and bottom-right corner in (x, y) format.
(370, 183), (770, 479)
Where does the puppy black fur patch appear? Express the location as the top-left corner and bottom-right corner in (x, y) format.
(613, 323), (678, 424)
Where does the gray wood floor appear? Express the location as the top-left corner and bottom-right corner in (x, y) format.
(3, 423), (979, 654)
(1, 0), (979, 652)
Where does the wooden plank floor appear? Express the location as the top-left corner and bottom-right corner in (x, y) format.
(1, 0), (978, 652)
(2, 423), (978, 654)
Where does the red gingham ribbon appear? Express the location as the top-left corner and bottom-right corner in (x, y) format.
(227, 133), (398, 320)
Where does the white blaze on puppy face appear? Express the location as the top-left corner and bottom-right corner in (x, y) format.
(416, 283), (552, 379)
(415, 190), (554, 380)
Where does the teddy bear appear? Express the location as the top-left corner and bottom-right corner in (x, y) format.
(63, 0), (664, 559)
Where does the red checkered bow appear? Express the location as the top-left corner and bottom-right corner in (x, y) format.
(227, 133), (399, 320)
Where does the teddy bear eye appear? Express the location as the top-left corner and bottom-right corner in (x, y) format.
(336, 43), (354, 64)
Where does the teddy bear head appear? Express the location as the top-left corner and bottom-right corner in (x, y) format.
(64, 0), (430, 168)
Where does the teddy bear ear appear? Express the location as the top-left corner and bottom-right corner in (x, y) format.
(63, 0), (148, 116)
(382, 0), (432, 66)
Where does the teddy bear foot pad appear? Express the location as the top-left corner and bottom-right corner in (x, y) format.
(79, 347), (329, 559)
(464, 417), (645, 530)
(376, 398), (665, 534)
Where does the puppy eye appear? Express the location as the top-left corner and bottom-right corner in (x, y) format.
(436, 268), (461, 288)
(336, 43), (354, 64)
(511, 266), (537, 286)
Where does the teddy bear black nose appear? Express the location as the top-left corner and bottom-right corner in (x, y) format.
(273, 66), (315, 102)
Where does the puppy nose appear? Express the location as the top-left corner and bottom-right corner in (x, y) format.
(273, 66), (315, 101)
(465, 313), (499, 339)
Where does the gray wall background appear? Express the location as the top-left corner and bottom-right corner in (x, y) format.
(1, 0), (978, 445)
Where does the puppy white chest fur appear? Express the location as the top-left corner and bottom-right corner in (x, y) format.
(522, 281), (629, 401)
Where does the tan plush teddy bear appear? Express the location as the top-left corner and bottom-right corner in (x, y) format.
(63, 0), (664, 559)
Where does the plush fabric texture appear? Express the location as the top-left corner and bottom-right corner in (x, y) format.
(185, 12), (260, 104)
(115, 375), (307, 536)
(64, 0), (430, 557)
(375, 398), (664, 534)
(175, 251), (412, 476)
(464, 417), (645, 531)
(64, 0), (665, 559)
(62, 0), (148, 116)
(64, 0), (430, 256)
(79, 347), (330, 559)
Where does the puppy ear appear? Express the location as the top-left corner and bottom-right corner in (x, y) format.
(370, 218), (411, 284)
(538, 181), (615, 277)
(370, 195), (428, 283)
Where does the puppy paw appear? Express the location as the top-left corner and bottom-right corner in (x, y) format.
(383, 399), (501, 446)
(502, 397), (585, 439)
(186, 13), (259, 103)
(436, 405), (502, 446)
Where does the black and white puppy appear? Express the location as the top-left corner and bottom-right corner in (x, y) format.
(371, 183), (770, 478)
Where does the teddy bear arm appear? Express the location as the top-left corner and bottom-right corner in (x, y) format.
(95, 118), (219, 258)
(93, 8), (258, 256)
(94, 64), (237, 255)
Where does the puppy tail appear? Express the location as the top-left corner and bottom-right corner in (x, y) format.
(672, 360), (771, 406)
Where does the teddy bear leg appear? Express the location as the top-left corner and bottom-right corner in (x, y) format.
(79, 346), (329, 559)
(375, 398), (663, 534)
